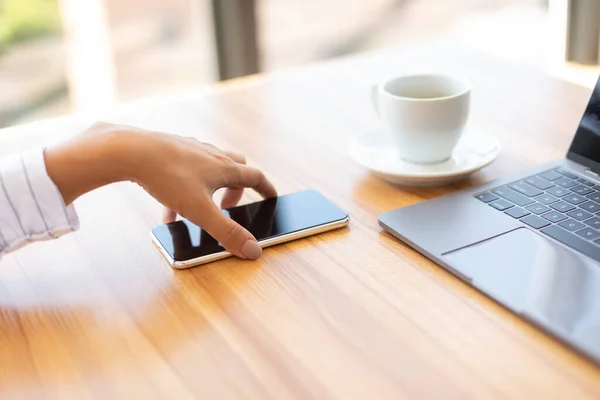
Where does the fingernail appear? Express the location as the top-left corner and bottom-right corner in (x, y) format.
(241, 239), (263, 260)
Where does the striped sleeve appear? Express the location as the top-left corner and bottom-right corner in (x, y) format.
(0, 148), (79, 258)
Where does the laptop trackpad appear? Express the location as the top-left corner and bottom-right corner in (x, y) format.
(443, 228), (600, 356)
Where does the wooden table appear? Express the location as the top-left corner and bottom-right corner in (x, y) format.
(1, 41), (599, 399)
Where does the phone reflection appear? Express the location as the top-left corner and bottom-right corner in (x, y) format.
(166, 198), (278, 261)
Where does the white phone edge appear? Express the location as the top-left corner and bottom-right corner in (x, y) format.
(151, 215), (350, 270)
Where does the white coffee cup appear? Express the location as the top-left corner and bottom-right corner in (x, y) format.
(372, 74), (471, 164)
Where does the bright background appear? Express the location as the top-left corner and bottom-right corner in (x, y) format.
(0, 0), (597, 128)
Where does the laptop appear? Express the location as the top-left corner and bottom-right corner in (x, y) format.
(378, 76), (600, 365)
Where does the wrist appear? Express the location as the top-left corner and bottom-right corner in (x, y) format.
(107, 126), (153, 184)
(44, 123), (135, 204)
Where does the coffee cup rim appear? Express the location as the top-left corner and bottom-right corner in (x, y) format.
(379, 74), (470, 102)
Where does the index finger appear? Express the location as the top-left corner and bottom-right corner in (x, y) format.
(229, 165), (277, 199)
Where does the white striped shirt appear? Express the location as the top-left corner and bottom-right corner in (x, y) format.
(0, 148), (79, 258)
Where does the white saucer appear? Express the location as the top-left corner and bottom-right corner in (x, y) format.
(349, 129), (500, 186)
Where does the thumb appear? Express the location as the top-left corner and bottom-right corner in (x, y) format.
(198, 201), (263, 260)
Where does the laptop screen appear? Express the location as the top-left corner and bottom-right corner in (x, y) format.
(567, 76), (600, 169)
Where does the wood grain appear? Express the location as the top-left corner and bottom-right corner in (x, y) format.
(0, 40), (599, 399)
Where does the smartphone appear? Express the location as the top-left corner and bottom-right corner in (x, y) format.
(151, 189), (350, 269)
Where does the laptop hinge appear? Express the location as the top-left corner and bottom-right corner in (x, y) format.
(585, 168), (600, 177)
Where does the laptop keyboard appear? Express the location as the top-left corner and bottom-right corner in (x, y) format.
(475, 168), (600, 262)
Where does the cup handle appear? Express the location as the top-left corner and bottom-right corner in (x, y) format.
(371, 84), (379, 116)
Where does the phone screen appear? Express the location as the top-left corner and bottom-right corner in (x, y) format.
(152, 189), (348, 261)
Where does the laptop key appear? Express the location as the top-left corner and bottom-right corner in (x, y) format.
(579, 201), (600, 212)
(556, 178), (578, 188)
(475, 192), (499, 203)
(508, 182), (543, 197)
(571, 185), (595, 195)
(558, 219), (586, 231)
(542, 211), (567, 223)
(534, 193), (559, 205)
(525, 203), (551, 215)
(547, 186), (570, 197)
(578, 178), (595, 186)
(550, 201), (576, 213)
(563, 194), (587, 205)
(584, 217), (600, 229)
(542, 225), (600, 262)
(587, 192), (600, 202)
(524, 176), (555, 190)
(489, 199), (514, 211)
(557, 169), (579, 179)
(576, 227), (600, 241)
(504, 207), (530, 219)
(521, 215), (551, 229)
(567, 209), (593, 221)
(541, 170), (564, 181)
(491, 187), (534, 206)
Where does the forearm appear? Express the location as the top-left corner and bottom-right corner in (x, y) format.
(0, 123), (141, 259)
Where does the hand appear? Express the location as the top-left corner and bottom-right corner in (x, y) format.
(44, 122), (277, 260)
(137, 135), (277, 260)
